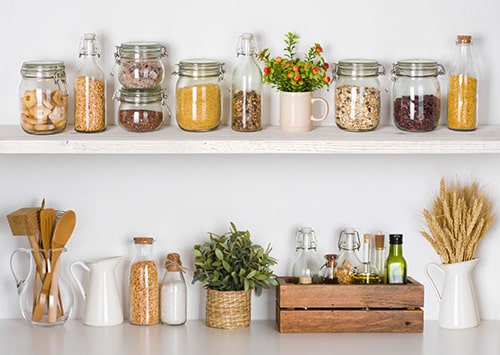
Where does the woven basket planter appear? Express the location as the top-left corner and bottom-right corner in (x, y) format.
(205, 289), (251, 329)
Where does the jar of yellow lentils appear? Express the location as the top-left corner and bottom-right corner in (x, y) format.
(174, 59), (224, 132)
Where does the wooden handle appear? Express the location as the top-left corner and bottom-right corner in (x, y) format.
(32, 249), (63, 322)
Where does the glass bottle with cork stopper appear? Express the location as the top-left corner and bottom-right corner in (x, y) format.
(160, 253), (187, 326)
(336, 227), (362, 284)
(353, 233), (379, 284)
(447, 35), (479, 131)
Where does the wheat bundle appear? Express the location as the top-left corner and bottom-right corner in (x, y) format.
(421, 178), (494, 264)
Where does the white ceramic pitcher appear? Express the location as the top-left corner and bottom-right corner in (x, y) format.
(70, 256), (123, 326)
(425, 259), (480, 329)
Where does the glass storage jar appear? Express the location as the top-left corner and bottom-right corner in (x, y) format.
(114, 87), (166, 132)
(333, 59), (384, 132)
(114, 41), (167, 89)
(391, 59), (445, 132)
(174, 59), (224, 132)
(19, 60), (68, 135)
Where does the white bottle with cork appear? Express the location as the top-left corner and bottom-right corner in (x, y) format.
(160, 253), (187, 325)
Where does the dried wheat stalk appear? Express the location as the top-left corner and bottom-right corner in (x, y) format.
(420, 178), (494, 264)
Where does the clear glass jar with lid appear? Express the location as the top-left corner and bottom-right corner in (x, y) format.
(333, 59), (385, 131)
(391, 59), (445, 132)
(114, 87), (167, 132)
(114, 41), (167, 89)
(19, 60), (68, 135)
(174, 59), (224, 132)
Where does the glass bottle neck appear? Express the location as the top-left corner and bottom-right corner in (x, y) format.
(389, 243), (403, 256)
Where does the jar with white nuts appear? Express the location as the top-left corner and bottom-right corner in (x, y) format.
(333, 59), (385, 132)
(129, 237), (159, 325)
(19, 60), (68, 134)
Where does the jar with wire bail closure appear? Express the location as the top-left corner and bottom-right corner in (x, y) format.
(19, 60), (68, 134)
(333, 59), (384, 131)
(174, 59), (224, 132)
(391, 59), (445, 132)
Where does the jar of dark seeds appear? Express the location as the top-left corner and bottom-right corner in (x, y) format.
(114, 42), (167, 89)
(114, 87), (166, 132)
(391, 59), (445, 132)
(333, 59), (384, 132)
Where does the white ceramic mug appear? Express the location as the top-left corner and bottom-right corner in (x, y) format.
(279, 91), (329, 133)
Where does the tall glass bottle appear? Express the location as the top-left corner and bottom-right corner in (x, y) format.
(373, 231), (386, 283)
(129, 237), (159, 325)
(447, 35), (479, 131)
(353, 233), (379, 284)
(385, 234), (407, 284)
(160, 253), (187, 326)
(231, 33), (263, 132)
(75, 33), (106, 133)
(291, 227), (320, 284)
(336, 228), (362, 284)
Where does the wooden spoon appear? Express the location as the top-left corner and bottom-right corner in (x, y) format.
(32, 210), (76, 322)
(39, 208), (56, 269)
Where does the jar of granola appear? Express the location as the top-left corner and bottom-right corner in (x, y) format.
(174, 59), (224, 132)
(19, 60), (68, 134)
(114, 42), (167, 89)
(391, 59), (445, 132)
(114, 87), (167, 132)
(333, 59), (384, 132)
(129, 237), (159, 325)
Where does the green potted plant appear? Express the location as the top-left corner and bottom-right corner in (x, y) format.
(192, 222), (278, 329)
(258, 32), (331, 132)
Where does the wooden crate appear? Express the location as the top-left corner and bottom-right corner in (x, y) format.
(276, 276), (424, 333)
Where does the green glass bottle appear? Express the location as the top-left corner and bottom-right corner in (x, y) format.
(385, 234), (407, 284)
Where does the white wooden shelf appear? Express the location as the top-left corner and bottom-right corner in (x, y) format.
(1, 124), (499, 154)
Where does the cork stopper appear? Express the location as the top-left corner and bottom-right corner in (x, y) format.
(375, 232), (385, 249)
(133, 237), (154, 244)
(363, 233), (371, 243)
(457, 35), (472, 44)
(165, 252), (182, 271)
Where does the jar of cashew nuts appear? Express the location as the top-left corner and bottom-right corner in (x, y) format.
(333, 59), (385, 132)
(19, 61), (68, 134)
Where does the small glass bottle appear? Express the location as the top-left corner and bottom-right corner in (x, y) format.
(391, 59), (445, 132)
(333, 59), (385, 132)
(160, 253), (187, 326)
(129, 237), (159, 325)
(447, 35), (479, 131)
(231, 33), (263, 132)
(114, 87), (166, 132)
(174, 59), (224, 132)
(385, 234), (407, 284)
(353, 233), (379, 284)
(373, 231), (386, 283)
(291, 227), (321, 284)
(319, 254), (337, 284)
(336, 227), (362, 284)
(75, 33), (106, 133)
(19, 60), (68, 135)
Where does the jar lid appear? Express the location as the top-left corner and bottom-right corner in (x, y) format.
(176, 58), (224, 77)
(115, 87), (165, 104)
(456, 35), (472, 44)
(392, 59), (445, 77)
(133, 237), (154, 244)
(21, 60), (66, 79)
(336, 59), (384, 77)
(115, 41), (167, 60)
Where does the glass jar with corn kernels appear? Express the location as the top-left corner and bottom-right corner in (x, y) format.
(333, 59), (384, 132)
(173, 59), (224, 132)
(19, 60), (68, 135)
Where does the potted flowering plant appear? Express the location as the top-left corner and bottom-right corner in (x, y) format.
(257, 32), (331, 132)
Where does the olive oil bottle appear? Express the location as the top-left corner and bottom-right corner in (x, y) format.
(385, 234), (407, 284)
(353, 233), (379, 284)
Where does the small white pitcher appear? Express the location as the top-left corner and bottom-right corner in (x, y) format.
(425, 259), (480, 329)
(70, 256), (124, 327)
(279, 91), (329, 132)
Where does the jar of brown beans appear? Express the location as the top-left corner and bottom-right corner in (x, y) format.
(174, 59), (224, 132)
(129, 237), (159, 326)
(114, 87), (167, 132)
(391, 59), (445, 132)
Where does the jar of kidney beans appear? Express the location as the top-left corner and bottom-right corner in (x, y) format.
(391, 59), (445, 132)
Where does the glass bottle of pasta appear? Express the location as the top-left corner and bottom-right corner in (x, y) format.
(333, 59), (384, 131)
(75, 33), (106, 133)
(129, 237), (159, 325)
(231, 33), (263, 132)
(174, 59), (224, 132)
(447, 35), (479, 131)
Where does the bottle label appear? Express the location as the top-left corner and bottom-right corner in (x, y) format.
(388, 265), (404, 284)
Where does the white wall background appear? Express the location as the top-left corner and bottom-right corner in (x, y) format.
(1, 0), (500, 321)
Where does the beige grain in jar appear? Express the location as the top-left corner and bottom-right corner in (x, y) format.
(174, 59), (224, 132)
(129, 237), (159, 325)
